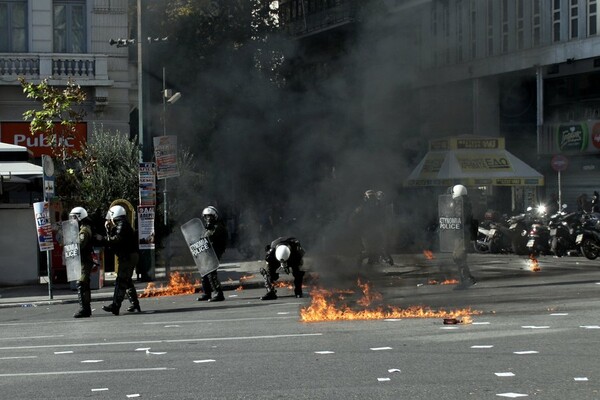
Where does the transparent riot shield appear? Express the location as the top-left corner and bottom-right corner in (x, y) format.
(438, 194), (465, 253)
(180, 218), (220, 277)
(62, 219), (81, 282)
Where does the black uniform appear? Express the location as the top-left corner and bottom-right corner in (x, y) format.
(260, 237), (305, 300)
(73, 219), (94, 318)
(197, 217), (228, 302)
(101, 216), (141, 315)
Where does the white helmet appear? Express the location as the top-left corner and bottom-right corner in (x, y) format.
(107, 205), (127, 220)
(275, 244), (291, 263)
(451, 185), (468, 199)
(202, 206), (219, 219)
(69, 206), (88, 221)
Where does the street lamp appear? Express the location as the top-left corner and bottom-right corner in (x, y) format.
(161, 66), (181, 279)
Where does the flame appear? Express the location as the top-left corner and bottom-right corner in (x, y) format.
(528, 254), (541, 271)
(239, 274), (255, 282)
(423, 250), (435, 260)
(427, 279), (459, 285)
(140, 272), (200, 298)
(300, 280), (481, 322)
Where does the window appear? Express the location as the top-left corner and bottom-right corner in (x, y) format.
(589, 0), (598, 36)
(486, 0), (494, 56)
(517, 0), (524, 49)
(54, 0), (86, 53)
(570, 0), (579, 38)
(501, 0), (509, 53)
(470, 0), (477, 58)
(553, 0), (561, 42)
(456, 0), (464, 62)
(0, 0), (27, 52)
(532, 0), (541, 45)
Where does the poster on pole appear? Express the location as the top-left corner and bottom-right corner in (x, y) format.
(139, 162), (157, 206)
(138, 206), (155, 250)
(153, 136), (179, 179)
(33, 201), (54, 251)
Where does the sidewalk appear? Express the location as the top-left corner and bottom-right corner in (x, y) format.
(0, 257), (270, 309)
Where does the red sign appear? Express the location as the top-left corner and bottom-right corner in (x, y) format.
(592, 123), (600, 149)
(1, 122), (87, 157)
(551, 154), (569, 172)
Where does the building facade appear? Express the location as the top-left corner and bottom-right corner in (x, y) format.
(280, 0), (600, 212)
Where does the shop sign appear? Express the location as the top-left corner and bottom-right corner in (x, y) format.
(557, 124), (588, 152)
(1, 122), (87, 157)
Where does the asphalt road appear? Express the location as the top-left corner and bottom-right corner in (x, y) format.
(0, 253), (599, 399)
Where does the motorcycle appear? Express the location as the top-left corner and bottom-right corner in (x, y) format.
(548, 205), (583, 257)
(575, 212), (600, 260)
(474, 218), (512, 254)
(526, 204), (551, 256)
(508, 207), (536, 255)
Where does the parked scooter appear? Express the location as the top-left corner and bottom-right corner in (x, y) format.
(575, 212), (600, 260)
(548, 205), (583, 257)
(526, 204), (551, 256)
(508, 207), (536, 255)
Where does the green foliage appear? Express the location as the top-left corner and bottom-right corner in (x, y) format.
(19, 77), (86, 154)
(77, 126), (140, 214)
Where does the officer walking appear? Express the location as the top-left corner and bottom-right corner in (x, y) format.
(100, 205), (142, 315)
(196, 206), (228, 302)
(449, 185), (477, 289)
(69, 207), (95, 318)
(260, 237), (306, 300)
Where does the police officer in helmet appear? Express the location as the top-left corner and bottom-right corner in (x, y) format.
(69, 207), (95, 318)
(260, 237), (306, 300)
(196, 206), (228, 302)
(100, 205), (142, 315)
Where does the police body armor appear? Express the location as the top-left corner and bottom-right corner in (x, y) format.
(438, 194), (465, 253)
(181, 218), (220, 277)
(62, 219), (82, 282)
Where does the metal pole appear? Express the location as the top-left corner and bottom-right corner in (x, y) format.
(162, 67), (170, 279)
(558, 170), (562, 207)
(137, 0), (144, 160)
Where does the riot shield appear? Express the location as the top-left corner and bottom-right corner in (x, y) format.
(438, 194), (465, 253)
(62, 219), (81, 282)
(180, 218), (220, 277)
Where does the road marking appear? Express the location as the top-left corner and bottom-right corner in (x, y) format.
(314, 351), (334, 354)
(377, 377), (390, 382)
(54, 351), (73, 354)
(513, 351), (538, 355)
(497, 393), (528, 398)
(521, 326), (549, 329)
(370, 347), (392, 351)
(388, 369), (401, 373)
(580, 325), (600, 329)
(471, 345), (494, 349)
(143, 316), (297, 325)
(0, 333), (323, 351)
(193, 359), (216, 363)
(91, 388), (108, 392)
(0, 356), (37, 360)
(0, 335), (64, 341)
(495, 372), (515, 377)
(472, 322), (491, 325)
(0, 367), (174, 377)
(81, 360), (103, 363)
(126, 394), (140, 398)
(549, 313), (568, 316)
(574, 377), (588, 381)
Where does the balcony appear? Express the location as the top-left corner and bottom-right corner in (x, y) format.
(0, 53), (111, 86)
(282, 0), (358, 38)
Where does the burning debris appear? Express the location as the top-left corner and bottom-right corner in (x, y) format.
(423, 250), (435, 260)
(140, 272), (200, 298)
(528, 254), (541, 272)
(427, 279), (459, 285)
(300, 279), (481, 323)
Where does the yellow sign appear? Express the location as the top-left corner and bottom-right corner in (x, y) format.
(420, 153), (445, 177)
(457, 153), (512, 172)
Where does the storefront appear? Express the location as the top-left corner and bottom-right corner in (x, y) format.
(406, 136), (544, 216)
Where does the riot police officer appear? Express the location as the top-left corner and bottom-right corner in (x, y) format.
(450, 185), (477, 289)
(351, 190), (391, 266)
(196, 206), (228, 302)
(69, 207), (95, 318)
(260, 237), (306, 300)
(100, 205), (142, 315)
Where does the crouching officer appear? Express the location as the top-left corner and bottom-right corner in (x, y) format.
(69, 207), (95, 318)
(260, 237), (306, 300)
(196, 206), (228, 302)
(100, 205), (142, 315)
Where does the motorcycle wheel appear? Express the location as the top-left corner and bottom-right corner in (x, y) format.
(473, 241), (490, 253)
(580, 238), (599, 260)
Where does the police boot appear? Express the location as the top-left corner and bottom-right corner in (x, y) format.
(197, 276), (212, 301)
(102, 283), (126, 315)
(207, 273), (224, 302)
(260, 267), (277, 300)
(454, 265), (476, 290)
(73, 281), (91, 318)
(126, 287), (142, 313)
(293, 270), (305, 298)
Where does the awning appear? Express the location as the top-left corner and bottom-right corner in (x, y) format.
(405, 136), (544, 187)
(0, 162), (43, 180)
